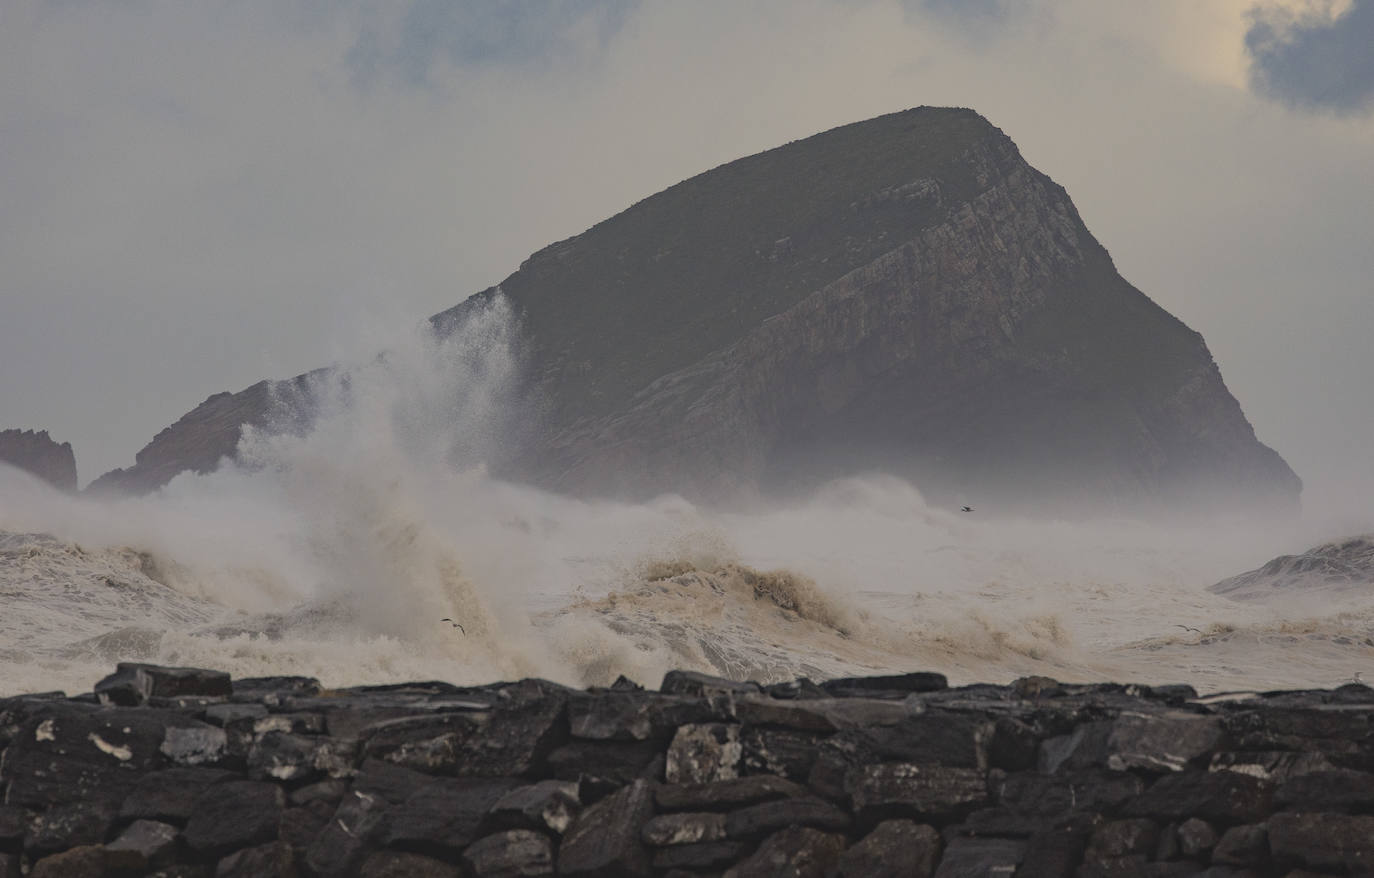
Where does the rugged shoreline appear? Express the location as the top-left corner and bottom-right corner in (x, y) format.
(2, 663), (1372, 877)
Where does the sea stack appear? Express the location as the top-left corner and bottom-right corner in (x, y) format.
(91, 107), (1300, 515)
(0, 429), (78, 493)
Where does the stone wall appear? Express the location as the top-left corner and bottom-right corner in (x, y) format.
(1, 664), (1371, 877)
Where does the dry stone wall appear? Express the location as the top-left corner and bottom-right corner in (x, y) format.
(2, 664), (1373, 876)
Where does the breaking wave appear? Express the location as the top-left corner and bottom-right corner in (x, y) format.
(3, 298), (1373, 696)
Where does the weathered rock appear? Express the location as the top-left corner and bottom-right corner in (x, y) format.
(160, 724), (229, 767)
(104, 819), (179, 872)
(1124, 771), (1273, 824)
(247, 731), (319, 783)
(1221, 706), (1374, 770)
(547, 739), (663, 787)
(821, 672), (948, 696)
(725, 825), (846, 878)
(279, 802), (332, 856)
(1084, 818), (1160, 861)
(358, 851), (460, 878)
(23, 799), (117, 856)
(652, 840), (752, 872)
(741, 727), (825, 780)
(0, 853), (17, 878)
(847, 763), (988, 822)
(764, 678), (830, 700)
(460, 829), (555, 877)
(203, 703), (268, 727)
(1019, 827), (1090, 878)
(1176, 817), (1218, 857)
(733, 695), (913, 733)
(933, 837), (1025, 878)
(642, 811), (728, 846)
(665, 723), (741, 784)
(1040, 721), (1115, 774)
(660, 670), (761, 697)
(0, 429), (76, 492)
(120, 767), (237, 823)
(1106, 712), (1225, 773)
(829, 711), (993, 769)
(568, 692), (729, 742)
(230, 676), (322, 703)
(992, 768), (1143, 818)
(183, 780), (284, 858)
(215, 840), (296, 877)
(1211, 823), (1270, 867)
(95, 663), (231, 707)
(833, 819), (941, 878)
(724, 796), (851, 839)
(656, 774), (810, 811)
(558, 779), (656, 878)
(28, 844), (106, 878)
(380, 777), (521, 855)
(304, 790), (388, 878)
(487, 780), (582, 835)
(1275, 768), (1374, 811)
(289, 778), (348, 808)
(1266, 812), (1374, 873)
(0, 807), (25, 853)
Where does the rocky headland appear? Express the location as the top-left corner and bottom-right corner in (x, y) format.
(0, 430), (77, 494)
(2, 663), (1372, 877)
(86, 107), (1299, 515)
(1211, 536), (1374, 601)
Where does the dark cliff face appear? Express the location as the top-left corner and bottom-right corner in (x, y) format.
(0, 429), (77, 492)
(92, 107), (1301, 513)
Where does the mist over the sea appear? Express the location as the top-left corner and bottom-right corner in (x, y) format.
(3, 303), (1371, 698)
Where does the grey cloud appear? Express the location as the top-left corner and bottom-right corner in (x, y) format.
(346, 0), (638, 87)
(1246, 0), (1374, 113)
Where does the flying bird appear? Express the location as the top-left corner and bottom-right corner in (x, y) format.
(961, 506), (974, 513)
(1175, 624), (1201, 634)
(441, 618), (466, 635)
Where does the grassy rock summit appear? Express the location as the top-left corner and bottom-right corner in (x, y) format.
(92, 107), (1299, 512)
(0, 430), (77, 493)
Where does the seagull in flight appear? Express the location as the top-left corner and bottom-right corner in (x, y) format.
(441, 618), (466, 635)
(1175, 624), (1201, 634)
(961, 506), (974, 513)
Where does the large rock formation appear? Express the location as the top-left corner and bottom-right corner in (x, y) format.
(90, 107), (1300, 512)
(1211, 535), (1374, 600)
(0, 430), (77, 492)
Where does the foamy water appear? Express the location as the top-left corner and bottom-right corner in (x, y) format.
(3, 302), (1372, 697)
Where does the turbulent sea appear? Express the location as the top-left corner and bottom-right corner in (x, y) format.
(3, 308), (1372, 697)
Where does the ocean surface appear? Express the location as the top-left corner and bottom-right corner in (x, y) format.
(3, 309), (1372, 697)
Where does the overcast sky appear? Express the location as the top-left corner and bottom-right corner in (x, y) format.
(3, 0), (1371, 509)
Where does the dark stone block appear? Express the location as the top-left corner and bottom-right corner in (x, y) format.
(834, 819), (941, 878)
(831, 711), (992, 769)
(28, 845), (106, 878)
(279, 802), (332, 856)
(288, 778), (347, 808)
(932, 836), (1025, 878)
(567, 692), (730, 742)
(987, 716), (1040, 771)
(764, 678), (829, 700)
(1019, 828), (1089, 878)
(847, 763), (987, 822)
(1211, 823), (1269, 867)
(460, 829), (555, 877)
(95, 663), (231, 706)
(183, 780), (284, 859)
(727, 825), (846, 878)
(1176, 817), (1218, 857)
(1222, 707), (1374, 770)
(0, 853), (17, 878)
(0, 806), (27, 853)
(821, 672), (948, 696)
(724, 796), (851, 839)
(952, 807), (1055, 838)
(203, 703), (268, 727)
(120, 767), (238, 823)
(657, 774), (810, 811)
(1040, 721), (1114, 774)
(1085, 819), (1160, 861)
(1123, 771), (1273, 824)
(353, 758), (438, 804)
(558, 779), (656, 878)
(215, 840), (296, 877)
(992, 769), (1143, 819)
(734, 695), (913, 733)
(247, 731), (319, 783)
(642, 811), (727, 846)
(105, 819), (179, 872)
(231, 677), (322, 702)
(358, 851), (459, 878)
(547, 739), (662, 787)
(1105, 712), (1225, 774)
(660, 670), (761, 697)
(304, 790), (388, 878)
(741, 726), (824, 781)
(1275, 768), (1374, 811)
(665, 722), (741, 784)
(651, 839), (750, 871)
(487, 779), (582, 835)
(24, 799), (118, 856)
(1267, 812), (1374, 873)
(381, 776), (520, 855)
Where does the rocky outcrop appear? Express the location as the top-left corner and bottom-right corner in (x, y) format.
(0, 430), (77, 492)
(4, 663), (1374, 876)
(1211, 535), (1374, 600)
(90, 107), (1300, 512)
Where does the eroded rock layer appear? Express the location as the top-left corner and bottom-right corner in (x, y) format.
(0, 430), (77, 493)
(3, 663), (1373, 876)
